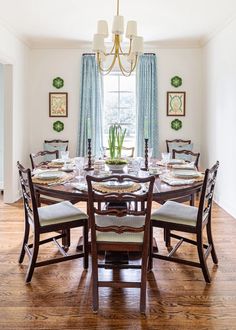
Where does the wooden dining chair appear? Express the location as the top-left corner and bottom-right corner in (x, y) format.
(44, 139), (69, 151)
(149, 161), (219, 283)
(17, 161), (88, 283)
(172, 149), (200, 169)
(86, 174), (155, 313)
(30, 150), (59, 169)
(166, 139), (191, 153)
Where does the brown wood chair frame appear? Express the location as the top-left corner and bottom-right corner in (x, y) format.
(44, 139), (69, 151)
(172, 149), (200, 169)
(86, 174), (155, 313)
(149, 161), (219, 283)
(166, 139), (191, 153)
(30, 150), (59, 169)
(17, 162), (88, 283)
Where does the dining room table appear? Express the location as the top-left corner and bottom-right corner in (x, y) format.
(32, 159), (204, 254)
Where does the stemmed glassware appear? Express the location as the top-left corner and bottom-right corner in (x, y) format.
(75, 157), (85, 181)
(161, 152), (171, 173)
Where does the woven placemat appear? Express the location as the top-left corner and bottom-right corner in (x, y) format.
(47, 162), (64, 168)
(32, 173), (74, 185)
(93, 182), (141, 193)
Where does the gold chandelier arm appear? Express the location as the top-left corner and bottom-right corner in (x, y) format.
(117, 53), (138, 77)
(119, 38), (132, 56)
(97, 53), (117, 75)
(106, 42), (116, 56)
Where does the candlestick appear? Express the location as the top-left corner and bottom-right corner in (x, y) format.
(141, 138), (149, 171)
(84, 138), (94, 171)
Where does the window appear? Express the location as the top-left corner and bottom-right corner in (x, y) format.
(103, 72), (136, 149)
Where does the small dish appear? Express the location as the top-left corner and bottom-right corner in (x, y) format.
(102, 181), (133, 189)
(36, 170), (65, 181)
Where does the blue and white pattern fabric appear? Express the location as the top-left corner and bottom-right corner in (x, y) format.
(136, 54), (158, 157)
(78, 54), (103, 157)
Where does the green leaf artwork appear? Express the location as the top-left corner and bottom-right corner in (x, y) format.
(53, 77), (64, 89)
(171, 119), (182, 131)
(171, 76), (182, 88)
(53, 120), (64, 132)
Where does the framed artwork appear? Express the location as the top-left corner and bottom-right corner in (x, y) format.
(167, 91), (186, 116)
(49, 92), (68, 117)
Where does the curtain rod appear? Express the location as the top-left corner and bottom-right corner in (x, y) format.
(82, 52), (156, 56)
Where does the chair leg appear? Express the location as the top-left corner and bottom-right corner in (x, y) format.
(190, 194), (195, 206)
(19, 220), (30, 263)
(62, 229), (70, 251)
(197, 233), (211, 283)
(25, 234), (40, 283)
(91, 248), (99, 312)
(83, 220), (89, 270)
(148, 225), (153, 271)
(140, 249), (148, 313)
(206, 221), (218, 264)
(164, 228), (171, 248)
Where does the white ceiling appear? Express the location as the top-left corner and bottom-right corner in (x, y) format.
(0, 0), (236, 48)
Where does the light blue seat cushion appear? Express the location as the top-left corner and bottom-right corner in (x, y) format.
(38, 201), (88, 226)
(151, 200), (198, 227)
(95, 215), (145, 243)
(44, 143), (67, 161)
(170, 143), (193, 162)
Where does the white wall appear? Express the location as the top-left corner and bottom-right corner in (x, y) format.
(0, 23), (30, 202)
(0, 64), (3, 189)
(30, 47), (202, 159)
(202, 18), (236, 218)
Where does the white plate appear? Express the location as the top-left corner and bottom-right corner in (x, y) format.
(102, 181), (133, 189)
(172, 170), (200, 178)
(71, 182), (88, 192)
(167, 159), (185, 165)
(36, 171), (65, 181)
(148, 168), (162, 175)
(51, 158), (65, 164)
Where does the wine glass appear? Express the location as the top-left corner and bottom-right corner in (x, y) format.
(75, 157), (85, 181)
(161, 152), (171, 172)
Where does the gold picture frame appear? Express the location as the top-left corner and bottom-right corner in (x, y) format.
(49, 92), (68, 117)
(167, 91), (186, 116)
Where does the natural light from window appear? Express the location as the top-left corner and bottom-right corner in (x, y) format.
(103, 72), (136, 150)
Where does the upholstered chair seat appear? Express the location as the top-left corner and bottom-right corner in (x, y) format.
(151, 201), (198, 227)
(38, 201), (88, 227)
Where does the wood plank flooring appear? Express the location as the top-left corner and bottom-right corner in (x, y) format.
(0, 196), (236, 329)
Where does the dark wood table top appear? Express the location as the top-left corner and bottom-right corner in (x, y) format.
(34, 168), (203, 204)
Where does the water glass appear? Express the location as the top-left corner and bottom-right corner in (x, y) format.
(75, 157), (85, 180)
(161, 152), (171, 172)
(60, 150), (69, 161)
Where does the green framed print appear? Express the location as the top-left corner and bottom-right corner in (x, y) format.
(49, 92), (68, 117)
(167, 91), (186, 116)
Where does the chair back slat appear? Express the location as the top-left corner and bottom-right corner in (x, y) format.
(166, 139), (191, 153)
(30, 150), (59, 169)
(172, 149), (200, 169)
(197, 161), (219, 229)
(17, 162), (40, 229)
(87, 174), (154, 236)
(44, 139), (69, 151)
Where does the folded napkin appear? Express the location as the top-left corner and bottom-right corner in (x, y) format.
(71, 182), (88, 192)
(172, 163), (196, 170)
(160, 174), (195, 186)
(32, 168), (55, 175)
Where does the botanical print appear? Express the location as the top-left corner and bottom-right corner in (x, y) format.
(49, 93), (68, 117)
(167, 92), (185, 116)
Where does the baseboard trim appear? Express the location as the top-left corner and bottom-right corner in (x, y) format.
(214, 195), (236, 219)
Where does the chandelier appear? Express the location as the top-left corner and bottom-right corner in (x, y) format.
(92, 0), (144, 76)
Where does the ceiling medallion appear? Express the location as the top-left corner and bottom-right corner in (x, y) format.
(92, 0), (144, 76)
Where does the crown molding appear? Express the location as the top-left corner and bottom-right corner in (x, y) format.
(200, 12), (236, 47)
(0, 17), (31, 49)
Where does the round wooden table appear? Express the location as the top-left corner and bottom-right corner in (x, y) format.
(34, 169), (203, 204)
(34, 169), (203, 253)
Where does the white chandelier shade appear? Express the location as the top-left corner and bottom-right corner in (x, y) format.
(92, 0), (144, 76)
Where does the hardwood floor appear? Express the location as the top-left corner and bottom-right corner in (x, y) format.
(0, 195), (236, 329)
